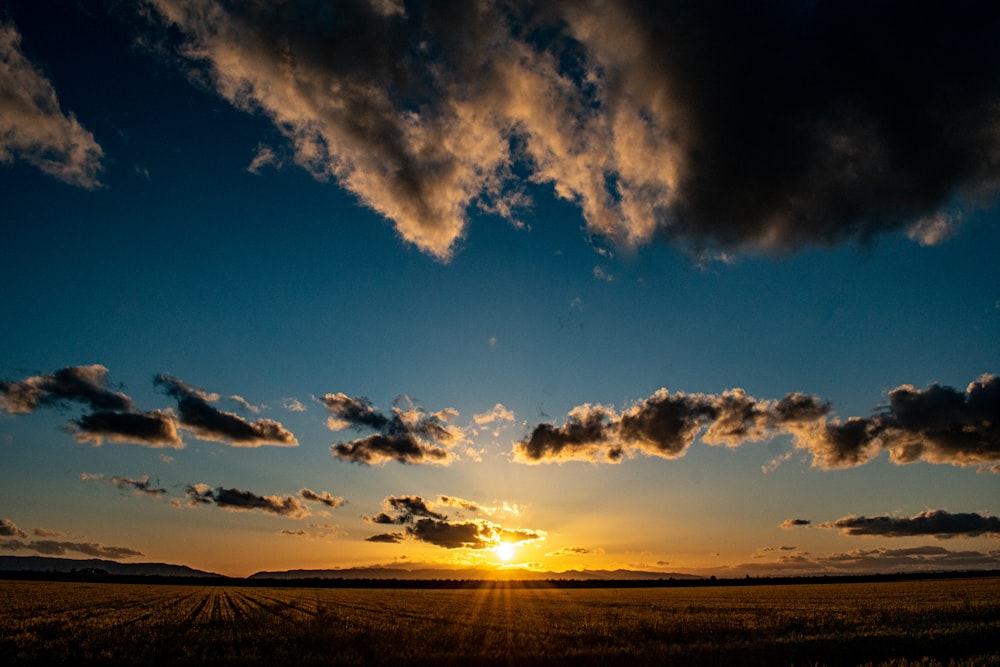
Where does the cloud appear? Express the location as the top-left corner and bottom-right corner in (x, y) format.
(323, 393), (459, 464)
(72, 409), (184, 448)
(364, 495), (447, 525)
(725, 545), (1000, 577)
(142, 1), (1000, 260)
(436, 495), (485, 514)
(832, 510), (1000, 539)
(183, 484), (307, 518)
(0, 518), (27, 538)
(156, 374), (298, 447)
(247, 142), (282, 174)
(363, 495), (543, 549)
(110, 475), (167, 497)
(0, 365), (133, 414)
(907, 212), (959, 247)
(32, 528), (65, 538)
(516, 375), (999, 469)
(547, 546), (596, 557)
(299, 488), (345, 509)
(473, 403), (515, 426)
(282, 397), (307, 412)
(780, 519), (812, 529)
(0, 539), (143, 559)
(0, 22), (103, 188)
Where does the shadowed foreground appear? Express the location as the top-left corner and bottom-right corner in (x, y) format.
(1, 578), (998, 666)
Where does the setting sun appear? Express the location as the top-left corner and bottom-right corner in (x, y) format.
(495, 543), (515, 562)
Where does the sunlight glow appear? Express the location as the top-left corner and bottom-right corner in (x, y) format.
(495, 542), (515, 562)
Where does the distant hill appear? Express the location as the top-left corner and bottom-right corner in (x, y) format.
(0, 555), (223, 578)
(248, 566), (701, 581)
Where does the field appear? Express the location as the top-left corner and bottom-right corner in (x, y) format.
(1, 578), (998, 666)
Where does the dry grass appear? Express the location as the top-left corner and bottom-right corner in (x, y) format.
(1, 577), (998, 666)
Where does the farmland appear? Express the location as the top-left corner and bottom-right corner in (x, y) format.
(1, 577), (998, 666)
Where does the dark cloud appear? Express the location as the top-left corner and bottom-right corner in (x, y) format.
(437, 495), (485, 513)
(156, 374), (297, 447)
(366, 533), (404, 544)
(73, 409), (183, 448)
(364, 495), (447, 524)
(0, 518), (27, 538)
(143, 1), (1000, 260)
(0, 365), (133, 414)
(780, 519), (812, 529)
(0, 539), (143, 559)
(324, 394), (459, 465)
(364, 494), (543, 549)
(833, 510), (1000, 539)
(721, 545), (1000, 576)
(792, 374), (1000, 468)
(299, 488), (345, 509)
(517, 375), (999, 469)
(183, 484), (307, 518)
(111, 475), (167, 497)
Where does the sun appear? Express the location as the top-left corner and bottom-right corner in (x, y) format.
(495, 542), (515, 562)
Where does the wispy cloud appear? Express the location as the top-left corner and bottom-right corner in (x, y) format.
(0, 22), (103, 188)
(515, 374), (1000, 469)
(780, 519), (812, 530)
(142, 1), (1000, 260)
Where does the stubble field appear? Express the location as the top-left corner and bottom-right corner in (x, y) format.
(1, 577), (998, 666)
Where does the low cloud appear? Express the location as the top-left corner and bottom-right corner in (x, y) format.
(323, 393), (460, 465)
(723, 545), (1000, 577)
(0, 518), (27, 538)
(516, 375), (1000, 469)
(364, 495), (543, 549)
(299, 488), (345, 509)
(156, 375), (297, 447)
(0, 539), (143, 559)
(832, 510), (1000, 539)
(182, 484), (307, 518)
(141, 2), (1000, 260)
(0, 22), (103, 188)
(547, 546), (597, 557)
(780, 519), (812, 529)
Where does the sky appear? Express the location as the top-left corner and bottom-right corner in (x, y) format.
(1, 0), (999, 578)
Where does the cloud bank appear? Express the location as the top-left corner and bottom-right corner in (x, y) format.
(143, 0), (1000, 259)
(832, 510), (1000, 539)
(0, 22), (104, 188)
(516, 375), (1000, 469)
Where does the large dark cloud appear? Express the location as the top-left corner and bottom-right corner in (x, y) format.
(323, 393), (459, 464)
(144, 0), (1000, 260)
(833, 510), (1000, 539)
(364, 495), (447, 525)
(156, 375), (298, 447)
(516, 375), (999, 469)
(0, 365), (133, 414)
(183, 484), (307, 518)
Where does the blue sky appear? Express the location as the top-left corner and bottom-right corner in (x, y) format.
(1, 0), (999, 577)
